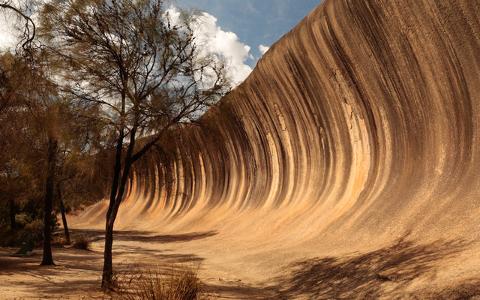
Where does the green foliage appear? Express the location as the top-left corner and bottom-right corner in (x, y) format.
(0, 219), (45, 248)
(0, 50), (108, 254)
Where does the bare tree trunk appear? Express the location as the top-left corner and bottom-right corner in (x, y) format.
(102, 218), (115, 288)
(102, 124), (137, 290)
(102, 160), (133, 289)
(57, 183), (70, 245)
(101, 129), (124, 289)
(41, 136), (57, 266)
(9, 198), (16, 230)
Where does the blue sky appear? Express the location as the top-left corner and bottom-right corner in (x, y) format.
(0, 0), (322, 86)
(170, 0), (321, 66)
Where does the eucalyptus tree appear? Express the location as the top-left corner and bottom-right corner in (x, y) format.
(40, 0), (230, 288)
(0, 50), (60, 264)
(1, 1), (104, 264)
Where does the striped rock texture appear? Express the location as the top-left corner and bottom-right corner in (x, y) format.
(73, 0), (480, 296)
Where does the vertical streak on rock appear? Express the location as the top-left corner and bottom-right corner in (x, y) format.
(78, 0), (480, 244)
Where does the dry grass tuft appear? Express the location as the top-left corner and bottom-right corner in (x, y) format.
(115, 265), (203, 300)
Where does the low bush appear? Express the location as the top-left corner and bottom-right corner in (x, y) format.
(72, 236), (90, 250)
(115, 265), (203, 300)
(22, 219), (43, 242)
(0, 219), (43, 250)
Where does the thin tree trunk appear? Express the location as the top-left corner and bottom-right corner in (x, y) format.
(102, 123), (137, 289)
(102, 219), (115, 288)
(41, 136), (57, 266)
(101, 129), (124, 289)
(58, 184), (70, 245)
(9, 198), (16, 230)
(102, 158), (133, 289)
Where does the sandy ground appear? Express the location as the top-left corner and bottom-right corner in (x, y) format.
(1, 227), (480, 299)
(0, 228), (282, 300)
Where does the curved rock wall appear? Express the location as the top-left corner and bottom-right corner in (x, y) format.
(75, 0), (480, 255)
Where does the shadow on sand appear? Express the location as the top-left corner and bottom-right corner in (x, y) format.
(69, 228), (218, 244)
(1, 232), (479, 299)
(203, 237), (480, 299)
(0, 229), (217, 298)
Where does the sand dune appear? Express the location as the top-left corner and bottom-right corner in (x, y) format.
(68, 0), (480, 297)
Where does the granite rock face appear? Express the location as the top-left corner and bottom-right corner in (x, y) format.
(75, 0), (480, 284)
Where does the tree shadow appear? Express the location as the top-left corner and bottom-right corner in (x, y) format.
(419, 278), (480, 299)
(114, 245), (205, 264)
(272, 237), (473, 299)
(2, 235), (479, 299)
(0, 230), (213, 298)
(200, 237), (478, 299)
(69, 228), (218, 244)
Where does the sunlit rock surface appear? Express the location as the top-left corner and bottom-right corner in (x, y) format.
(72, 0), (480, 294)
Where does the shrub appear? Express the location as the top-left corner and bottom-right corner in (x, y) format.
(72, 236), (90, 250)
(19, 219), (43, 248)
(22, 219), (43, 238)
(0, 219), (44, 254)
(15, 213), (32, 228)
(115, 265), (202, 300)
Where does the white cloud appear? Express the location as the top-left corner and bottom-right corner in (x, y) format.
(0, 5), (254, 86)
(0, 1), (40, 51)
(0, 14), (21, 50)
(166, 7), (253, 87)
(259, 44), (270, 56)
